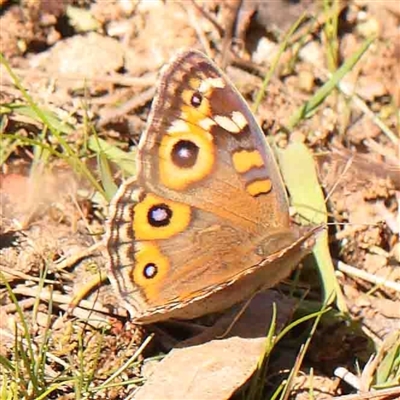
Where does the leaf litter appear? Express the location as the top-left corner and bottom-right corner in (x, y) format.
(1, 0), (399, 399)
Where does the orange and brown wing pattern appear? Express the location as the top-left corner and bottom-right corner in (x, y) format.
(137, 50), (290, 232)
(106, 50), (319, 323)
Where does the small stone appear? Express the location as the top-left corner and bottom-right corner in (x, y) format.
(253, 37), (279, 65)
(357, 17), (381, 38)
(298, 70), (315, 93)
(31, 32), (124, 78)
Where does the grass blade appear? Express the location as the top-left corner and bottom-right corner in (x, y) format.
(287, 36), (375, 130)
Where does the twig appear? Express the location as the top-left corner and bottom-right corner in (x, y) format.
(345, 89), (398, 145)
(1, 66), (157, 88)
(186, 2), (213, 57)
(333, 386), (400, 400)
(11, 286), (113, 314)
(219, 0), (243, 69)
(334, 367), (361, 391)
(0, 266), (57, 284)
(54, 241), (104, 271)
(2, 298), (36, 313)
(336, 261), (400, 292)
(98, 86), (155, 127)
(188, 0), (224, 36)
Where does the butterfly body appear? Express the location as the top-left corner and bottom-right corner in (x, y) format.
(107, 51), (319, 324)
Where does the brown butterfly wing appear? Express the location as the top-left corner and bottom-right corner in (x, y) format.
(107, 51), (318, 323)
(137, 50), (290, 233)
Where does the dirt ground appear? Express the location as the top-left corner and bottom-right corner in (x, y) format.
(1, 1), (399, 399)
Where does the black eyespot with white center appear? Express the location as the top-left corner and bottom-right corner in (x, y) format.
(148, 204), (172, 227)
(191, 92), (202, 107)
(171, 140), (199, 168)
(143, 263), (157, 279)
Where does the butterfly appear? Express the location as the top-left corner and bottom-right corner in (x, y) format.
(106, 50), (320, 324)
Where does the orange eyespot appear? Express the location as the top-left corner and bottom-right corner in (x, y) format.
(171, 140), (200, 168)
(134, 193), (191, 240)
(159, 132), (214, 191)
(147, 203), (172, 227)
(143, 263), (157, 279)
(133, 242), (169, 302)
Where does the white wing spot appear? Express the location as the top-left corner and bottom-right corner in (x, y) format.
(198, 117), (216, 130)
(214, 115), (241, 133)
(167, 119), (190, 134)
(199, 77), (225, 93)
(231, 111), (248, 130)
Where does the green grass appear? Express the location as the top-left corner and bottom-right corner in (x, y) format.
(287, 36), (374, 130)
(0, 2), (397, 398)
(0, 273), (67, 399)
(0, 53), (107, 200)
(0, 270), (150, 399)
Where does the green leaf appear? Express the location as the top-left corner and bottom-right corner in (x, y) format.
(3, 104), (74, 134)
(88, 136), (137, 176)
(98, 152), (118, 201)
(276, 141), (347, 312)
